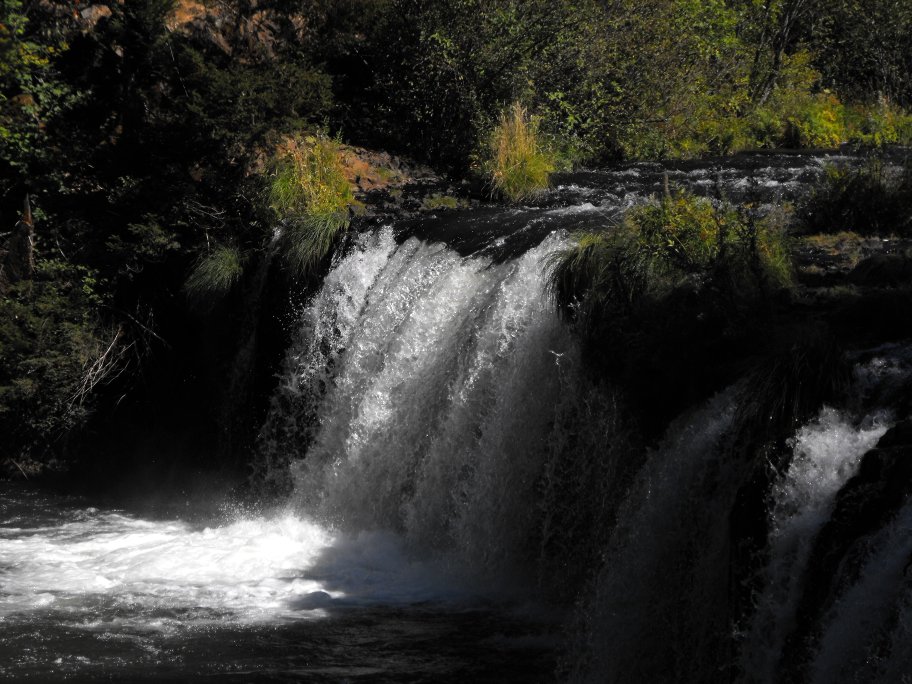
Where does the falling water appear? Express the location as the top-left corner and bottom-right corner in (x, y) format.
(3, 153), (911, 682)
(257, 225), (625, 589)
(741, 407), (891, 682)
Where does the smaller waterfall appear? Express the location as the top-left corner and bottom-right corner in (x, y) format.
(809, 498), (912, 683)
(571, 344), (912, 684)
(742, 407), (891, 681)
(569, 389), (739, 684)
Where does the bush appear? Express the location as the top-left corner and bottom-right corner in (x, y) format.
(183, 244), (244, 306)
(0, 260), (125, 465)
(800, 158), (912, 235)
(782, 93), (845, 148)
(844, 99), (912, 146)
(484, 102), (555, 202)
(547, 192), (792, 331)
(268, 134), (354, 275)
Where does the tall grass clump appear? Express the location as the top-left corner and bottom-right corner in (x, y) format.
(547, 192), (793, 333)
(484, 102), (555, 202)
(268, 135), (354, 275)
(183, 244), (244, 307)
(800, 157), (912, 236)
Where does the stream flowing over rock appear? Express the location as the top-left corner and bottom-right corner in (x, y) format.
(3, 153), (912, 682)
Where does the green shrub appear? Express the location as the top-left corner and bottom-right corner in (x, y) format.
(268, 135), (354, 275)
(800, 158), (912, 235)
(844, 99), (912, 146)
(183, 244), (244, 305)
(783, 94), (845, 148)
(0, 260), (117, 464)
(547, 192), (792, 330)
(484, 102), (556, 202)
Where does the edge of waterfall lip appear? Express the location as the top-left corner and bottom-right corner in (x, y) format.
(383, 148), (910, 263)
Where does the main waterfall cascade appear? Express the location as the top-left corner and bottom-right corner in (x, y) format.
(256, 226), (622, 589)
(3, 154), (912, 681)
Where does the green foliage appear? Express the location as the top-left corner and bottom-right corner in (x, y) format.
(800, 158), (912, 236)
(548, 192), (792, 331)
(268, 135), (354, 275)
(782, 94), (845, 149)
(844, 100), (912, 147)
(331, 0), (912, 167)
(183, 244), (244, 306)
(0, 0), (76, 173)
(484, 102), (555, 202)
(808, 0), (912, 108)
(0, 260), (114, 460)
(422, 194), (460, 211)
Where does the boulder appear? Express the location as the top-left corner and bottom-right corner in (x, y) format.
(849, 253), (912, 287)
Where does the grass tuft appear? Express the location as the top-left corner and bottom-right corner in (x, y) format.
(183, 244), (244, 306)
(484, 102), (555, 202)
(800, 157), (912, 236)
(268, 135), (354, 275)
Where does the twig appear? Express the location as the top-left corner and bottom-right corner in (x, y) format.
(102, 305), (172, 349)
(11, 460), (29, 480)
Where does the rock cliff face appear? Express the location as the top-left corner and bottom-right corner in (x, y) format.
(166, 0), (312, 60)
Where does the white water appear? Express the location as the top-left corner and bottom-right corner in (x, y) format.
(742, 407), (891, 681)
(260, 227), (593, 586)
(0, 499), (494, 631)
(0, 508), (332, 626)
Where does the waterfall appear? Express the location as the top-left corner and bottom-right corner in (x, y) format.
(256, 226), (626, 592)
(567, 389), (741, 683)
(809, 498), (912, 683)
(568, 345), (912, 684)
(741, 407), (891, 682)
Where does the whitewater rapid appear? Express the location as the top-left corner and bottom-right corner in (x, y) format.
(0, 488), (498, 631)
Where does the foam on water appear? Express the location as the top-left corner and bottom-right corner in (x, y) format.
(0, 497), (486, 630)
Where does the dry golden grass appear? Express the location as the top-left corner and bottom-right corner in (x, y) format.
(485, 102), (555, 202)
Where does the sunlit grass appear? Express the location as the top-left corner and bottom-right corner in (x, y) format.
(268, 135), (355, 275)
(547, 192), (793, 328)
(484, 102), (555, 202)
